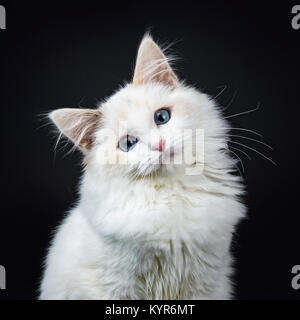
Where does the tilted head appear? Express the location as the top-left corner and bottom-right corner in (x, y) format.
(50, 35), (230, 180)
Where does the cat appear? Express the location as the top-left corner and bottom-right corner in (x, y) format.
(40, 34), (246, 300)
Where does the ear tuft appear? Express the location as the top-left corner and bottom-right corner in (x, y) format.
(133, 34), (179, 87)
(49, 108), (101, 151)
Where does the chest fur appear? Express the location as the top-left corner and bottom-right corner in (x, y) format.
(108, 241), (222, 300)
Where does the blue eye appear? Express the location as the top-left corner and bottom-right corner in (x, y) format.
(119, 135), (138, 152)
(154, 109), (170, 125)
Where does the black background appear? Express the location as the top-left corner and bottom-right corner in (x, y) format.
(0, 0), (299, 300)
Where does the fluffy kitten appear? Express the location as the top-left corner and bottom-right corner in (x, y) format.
(40, 34), (245, 300)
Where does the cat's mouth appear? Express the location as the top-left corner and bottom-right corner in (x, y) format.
(157, 146), (176, 165)
(152, 149), (178, 175)
(130, 147), (181, 177)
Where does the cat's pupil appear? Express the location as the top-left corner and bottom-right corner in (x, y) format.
(127, 139), (133, 147)
(158, 114), (165, 121)
(119, 135), (138, 152)
(154, 109), (170, 125)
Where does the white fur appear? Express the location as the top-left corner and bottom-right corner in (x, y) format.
(40, 37), (246, 300)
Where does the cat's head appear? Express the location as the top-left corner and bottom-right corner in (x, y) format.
(50, 34), (228, 179)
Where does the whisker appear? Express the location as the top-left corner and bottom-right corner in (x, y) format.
(219, 127), (262, 137)
(230, 140), (276, 166)
(227, 134), (273, 150)
(229, 145), (252, 160)
(225, 103), (260, 119)
(222, 90), (238, 112)
(212, 85), (227, 100)
(226, 148), (244, 174)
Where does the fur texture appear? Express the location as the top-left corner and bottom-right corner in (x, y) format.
(40, 34), (245, 300)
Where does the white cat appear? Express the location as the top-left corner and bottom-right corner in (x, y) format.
(40, 34), (246, 300)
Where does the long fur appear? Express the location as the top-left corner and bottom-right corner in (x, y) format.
(40, 35), (246, 300)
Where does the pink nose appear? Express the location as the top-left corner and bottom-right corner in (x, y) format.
(152, 139), (165, 152)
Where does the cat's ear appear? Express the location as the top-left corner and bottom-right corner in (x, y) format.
(49, 108), (101, 151)
(133, 34), (179, 87)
